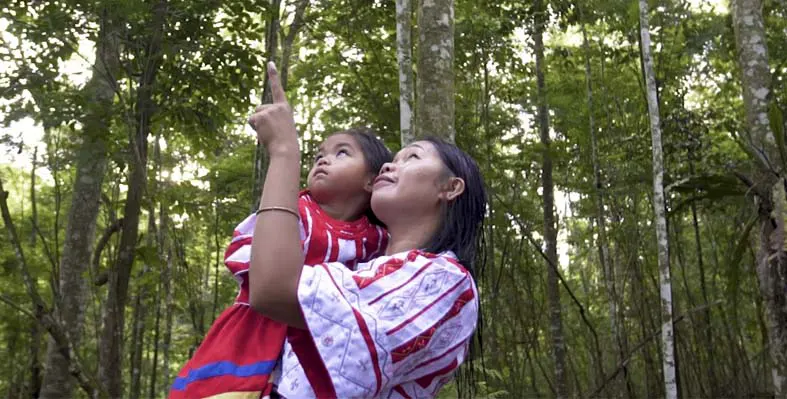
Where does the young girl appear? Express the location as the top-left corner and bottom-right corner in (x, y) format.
(169, 127), (393, 399)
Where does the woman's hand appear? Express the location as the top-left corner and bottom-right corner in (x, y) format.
(247, 62), (305, 327)
(248, 62), (298, 156)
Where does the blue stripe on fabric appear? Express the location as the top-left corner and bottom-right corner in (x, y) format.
(171, 360), (277, 391)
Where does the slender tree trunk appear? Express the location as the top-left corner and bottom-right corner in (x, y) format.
(280, 0), (308, 92)
(212, 199), (221, 323)
(99, 3), (166, 396)
(415, 0), (454, 142)
(579, 15), (631, 398)
(129, 210), (155, 399)
(688, 153), (717, 396)
(731, 0), (785, 394)
(160, 173), (175, 392)
(252, 0), (281, 211)
(161, 249), (175, 385)
(98, 93), (148, 398)
(128, 282), (145, 399)
(29, 148), (37, 246)
(639, 0), (678, 397)
(8, 329), (20, 398)
(161, 247), (175, 391)
(532, 0), (567, 397)
(148, 277), (161, 398)
(148, 134), (164, 397)
(29, 304), (44, 398)
(396, 0), (414, 145)
(38, 12), (119, 398)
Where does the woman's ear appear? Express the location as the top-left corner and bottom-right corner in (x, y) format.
(439, 177), (465, 201)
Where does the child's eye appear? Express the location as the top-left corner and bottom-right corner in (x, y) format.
(337, 149), (349, 157)
(314, 154), (323, 163)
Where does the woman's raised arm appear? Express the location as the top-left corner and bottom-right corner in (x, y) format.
(247, 62), (306, 328)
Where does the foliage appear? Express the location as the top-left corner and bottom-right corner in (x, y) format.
(1, 0), (785, 397)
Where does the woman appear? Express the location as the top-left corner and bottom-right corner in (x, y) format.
(248, 62), (485, 398)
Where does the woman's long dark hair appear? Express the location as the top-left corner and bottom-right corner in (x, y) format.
(420, 137), (487, 275)
(417, 137), (488, 399)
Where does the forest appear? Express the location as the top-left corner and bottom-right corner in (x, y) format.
(1, 0), (786, 397)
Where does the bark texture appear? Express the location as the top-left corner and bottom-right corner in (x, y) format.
(533, 0), (567, 396)
(415, 0), (454, 142)
(397, 0), (415, 145)
(731, 0), (785, 394)
(39, 13), (119, 399)
(639, 0), (678, 397)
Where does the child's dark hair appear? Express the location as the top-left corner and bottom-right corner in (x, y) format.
(334, 127), (393, 225)
(420, 137), (487, 275)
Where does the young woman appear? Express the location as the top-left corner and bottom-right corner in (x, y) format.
(246, 62), (486, 398)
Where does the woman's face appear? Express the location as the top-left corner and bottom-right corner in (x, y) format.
(371, 141), (456, 224)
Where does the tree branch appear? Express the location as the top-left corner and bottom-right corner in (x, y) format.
(92, 218), (124, 286)
(0, 294), (37, 319)
(280, 0), (310, 90)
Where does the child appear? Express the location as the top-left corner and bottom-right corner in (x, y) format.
(169, 127), (392, 398)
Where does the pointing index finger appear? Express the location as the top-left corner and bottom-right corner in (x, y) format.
(268, 62), (286, 104)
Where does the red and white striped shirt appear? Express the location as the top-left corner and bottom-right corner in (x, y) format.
(225, 191), (388, 304)
(276, 249), (479, 399)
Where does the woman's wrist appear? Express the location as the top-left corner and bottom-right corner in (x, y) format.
(266, 140), (300, 159)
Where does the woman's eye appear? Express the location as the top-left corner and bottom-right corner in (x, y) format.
(408, 153), (419, 160)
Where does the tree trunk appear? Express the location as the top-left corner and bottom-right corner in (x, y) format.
(415, 0), (454, 142)
(38, 12), (119, 399)
(396, 0), (414, 146)
(98, 2), (166, 396)
(532, 0), (567, 397)
(128, 281), (146, 399)
(638, 0), (678, 397)
(731, 0), (785, 394)
(160, 159), (174, 391)
(252, 0), (281, 211)
(280, 0), (309, 92)
(148, 276), (162, 398)
(148, 134), (164, 398)
(129, 210), (155, 399)
(29, 304), (44, 398)
(29, 147), (37, 246)
(688, 153), (717, 396)
(161, 246), (175, 392)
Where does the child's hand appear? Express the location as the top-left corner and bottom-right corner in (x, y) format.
(248, 62), (298, 156)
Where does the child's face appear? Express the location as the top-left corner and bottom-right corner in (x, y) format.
(307, 133), (373, 202)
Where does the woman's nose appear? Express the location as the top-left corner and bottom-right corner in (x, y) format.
(379, 162), (395, 174)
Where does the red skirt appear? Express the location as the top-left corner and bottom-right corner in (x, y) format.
(169, 285), (286, 399)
